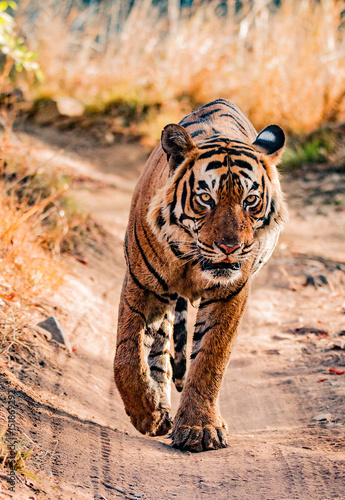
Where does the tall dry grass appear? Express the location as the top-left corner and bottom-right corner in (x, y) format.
(0, 129), (64, 304)
(17, 0), (345, 136)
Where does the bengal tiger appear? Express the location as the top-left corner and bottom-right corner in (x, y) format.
(114, 99), (287, 452)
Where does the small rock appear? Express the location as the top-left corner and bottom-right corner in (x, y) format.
(289, 326), (328, 336)
(329, 339), (345, 350)
(37, 317), (72, 353)
(305, 274), (329, 287)
(56, 96), (84, 117)
(272, 334), (290, 341)
(114, 486), (125, 493)
(104, 132), (115, 145)
(34, 99), (60, 125)
(312, 413), (332, 422)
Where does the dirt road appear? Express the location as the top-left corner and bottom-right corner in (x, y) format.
(1, 126), (345, 499)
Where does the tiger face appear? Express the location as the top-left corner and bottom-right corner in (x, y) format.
(149, 123), (286, 283)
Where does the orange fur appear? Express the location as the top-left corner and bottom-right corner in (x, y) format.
(114, 99), (287, 451)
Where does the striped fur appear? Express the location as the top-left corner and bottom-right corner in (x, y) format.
(114, 99), (288, 451)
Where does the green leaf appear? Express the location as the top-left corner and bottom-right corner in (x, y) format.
(35, 68), (45, 82)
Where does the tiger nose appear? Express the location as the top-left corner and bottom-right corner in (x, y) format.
(217, 243), (241, 255)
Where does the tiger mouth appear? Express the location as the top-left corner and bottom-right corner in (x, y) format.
(201, 260), (241, 271)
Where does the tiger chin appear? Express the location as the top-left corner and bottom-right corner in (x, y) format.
(114, 99), (288, 452)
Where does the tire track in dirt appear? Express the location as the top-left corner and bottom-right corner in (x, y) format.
(88, 422), (102, 498)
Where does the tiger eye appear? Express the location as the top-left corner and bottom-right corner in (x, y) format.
(200, 193), (212, 203)
(245, 195), (257, 204)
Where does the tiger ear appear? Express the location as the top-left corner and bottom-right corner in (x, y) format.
(161, 124), (198, 171)
(253, 125), (285, 164)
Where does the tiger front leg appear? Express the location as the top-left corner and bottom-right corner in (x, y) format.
(114, 274), (174, 436)
(172, 283), (250, 452)
(147, 304), (175, 435)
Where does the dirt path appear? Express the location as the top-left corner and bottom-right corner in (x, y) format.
(1, 126), (345, 499)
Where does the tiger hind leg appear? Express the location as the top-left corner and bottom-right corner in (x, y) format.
(172, 297), (188, 392)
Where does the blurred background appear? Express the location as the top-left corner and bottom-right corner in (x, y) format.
(1, 0), (345, 139)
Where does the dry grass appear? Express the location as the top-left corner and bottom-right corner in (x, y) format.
(0, 137), (63, 305)
(0, 415), (43, 485)
(13, 0), (345, 138)
(0, 122), (103, 317)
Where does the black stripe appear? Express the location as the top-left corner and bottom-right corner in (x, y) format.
(198, 180), (209, 190)
(199, 149), (224, 160)
(191, 129), (205, 138)
(215, 100), (244, 119)
(229, 140), (253, 147)
(176, 296), (187, 313)
(172, 359), (186, 382)
(199, 279), (249, 309)
(197, 240), (214, 251)
(149, 350), (169, 358)
(140, 220), (162, 262)
(199, 100), (222, 111)
(167, 239), (185, 259)
(174, 327), (187, 352)
(193, 322), (219, 342)
(125, 239), (169, 304)
(188, 170), (195, 192)
(163, 292), (178, 301)
(181, 181), (188, 210)
(228, 149), (257, 161)
(150, 366), (166, 374)
(156, 209), (165, 230)
(199, 108), (223, 119)
(134, 221), (169, 291)
(219, 172), (229, 188)
(239, 170), (252, 180)
(156, 327), (168, 338)
(219, 113), (248, 134)
(198, 135), (230, 147)
(124, 298), (147, 323)
(181, 119), (199, 128)
(188, 170), (195, 212)
(205, 160), (224, 171)
(234, 160), (253, 171)
(260, 159), (267, 170)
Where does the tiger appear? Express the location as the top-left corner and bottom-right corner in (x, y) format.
(114, 98), (288, 452)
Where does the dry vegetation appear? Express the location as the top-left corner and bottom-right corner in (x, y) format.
(13, 0), (345, 138)
(0, 119), (104, 375)
(0, 122), (100, 299)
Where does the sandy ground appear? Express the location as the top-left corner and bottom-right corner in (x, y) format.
(0, 125), (345, 499)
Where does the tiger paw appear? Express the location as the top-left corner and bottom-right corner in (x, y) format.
(218, 415), (228, 433)
(151, 409), (173, 436)
(172, 424), (228, 452)
(129, 407), (173, 436)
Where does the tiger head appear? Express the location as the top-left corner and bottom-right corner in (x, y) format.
(148, 123), (287, 283)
